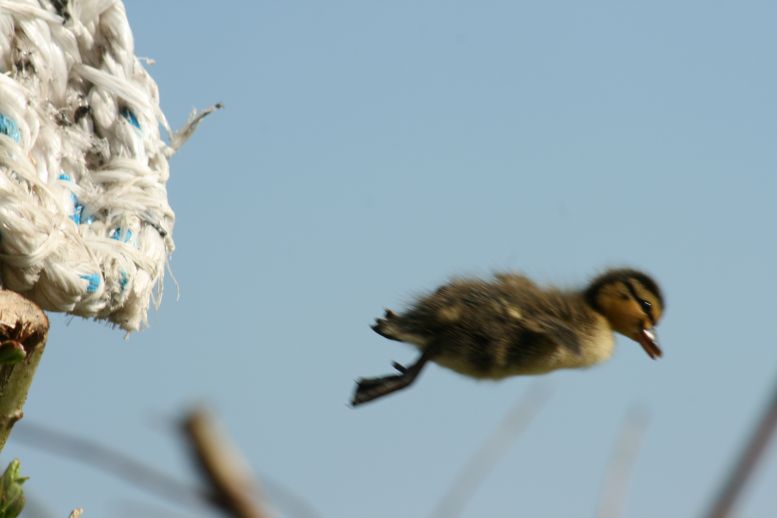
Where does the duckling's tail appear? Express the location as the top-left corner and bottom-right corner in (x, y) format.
(371, 309), (404, 342)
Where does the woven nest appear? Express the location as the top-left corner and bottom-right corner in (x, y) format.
(0, 0), (217, 331)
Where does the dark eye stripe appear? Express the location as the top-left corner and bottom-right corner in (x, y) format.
(625, 280), (656, 326)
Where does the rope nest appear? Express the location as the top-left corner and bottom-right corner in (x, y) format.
(0, 0), (217, 331)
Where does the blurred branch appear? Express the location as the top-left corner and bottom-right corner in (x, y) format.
(430, 382), (553, 518)
(14, 416), (322, 518)
(12, 421), (214, 512)
(594, 406), (650, 518)
(180, 408), (267, 518)
(704, 374), (777, 518)
(0, 291), (49, 453)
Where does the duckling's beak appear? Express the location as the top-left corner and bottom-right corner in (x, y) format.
(637, 327), (662, 359)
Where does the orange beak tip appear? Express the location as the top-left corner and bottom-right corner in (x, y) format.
(638, 328), (663, 360)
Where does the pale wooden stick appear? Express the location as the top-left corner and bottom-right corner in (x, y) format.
(180, 408), (268, 518)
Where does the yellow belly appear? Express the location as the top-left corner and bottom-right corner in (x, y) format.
(430, 325), (616, 379)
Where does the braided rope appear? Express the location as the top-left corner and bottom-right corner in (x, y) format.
(0, 0), (216, 331)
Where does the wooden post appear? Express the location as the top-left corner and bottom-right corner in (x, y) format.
(0, 290), (49, 453)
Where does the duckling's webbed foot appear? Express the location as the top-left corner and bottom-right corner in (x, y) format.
(351, 351), (434, 406)
(351, 371), (417, 406)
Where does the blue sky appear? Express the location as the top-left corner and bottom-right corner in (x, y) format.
(4, 1), (777, 517)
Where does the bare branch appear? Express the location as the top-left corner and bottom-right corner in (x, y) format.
(14, 418), (322, 518)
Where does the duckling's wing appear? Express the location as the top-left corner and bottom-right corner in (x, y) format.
(495, 275), (584, 355)
(519, 315), (582, 356)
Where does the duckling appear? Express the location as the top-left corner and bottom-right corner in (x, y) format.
(351, 268), (664, 406)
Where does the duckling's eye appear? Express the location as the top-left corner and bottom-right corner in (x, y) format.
(639, 299), (652, 313)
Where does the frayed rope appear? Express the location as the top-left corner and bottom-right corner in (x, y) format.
(0, 0), (220, 331)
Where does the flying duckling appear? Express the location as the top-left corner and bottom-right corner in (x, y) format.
(351, 268), (664, 406)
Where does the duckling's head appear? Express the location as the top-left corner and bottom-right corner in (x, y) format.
(584, 269), (665, 359)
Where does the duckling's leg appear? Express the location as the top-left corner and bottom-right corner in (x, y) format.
(351, 346), (438, 406)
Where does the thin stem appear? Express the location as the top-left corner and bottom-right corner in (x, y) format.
(12, 421), (217, 512)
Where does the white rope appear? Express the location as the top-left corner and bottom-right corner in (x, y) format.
(0, 0), (217, 331)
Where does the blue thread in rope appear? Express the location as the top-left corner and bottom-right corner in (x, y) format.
(120, 107), (141, 129)
(0, 113), (21, 143)
(59, 173), (84, 223)
(71, 197), (83, 224)
(80, 273), (101, 293)
(119, 271), (129, 292)
(111, 228), (134, 243)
